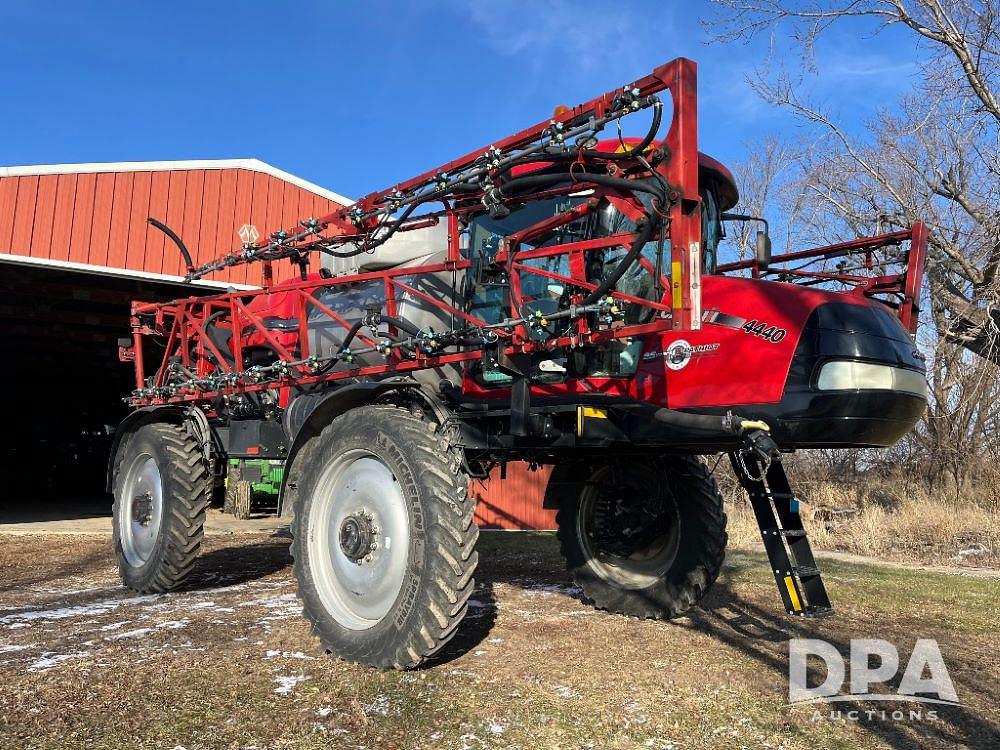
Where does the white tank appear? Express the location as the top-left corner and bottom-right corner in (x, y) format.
(311, 223), (465, 388)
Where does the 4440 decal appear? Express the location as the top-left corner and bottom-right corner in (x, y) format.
(742, 319), (787, 343)
(702, 309), (787, 344)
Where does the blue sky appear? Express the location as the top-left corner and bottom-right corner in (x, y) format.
(1, 1), (921, 202)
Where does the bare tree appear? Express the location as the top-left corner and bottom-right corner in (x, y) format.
(707, 0), (1000, 365)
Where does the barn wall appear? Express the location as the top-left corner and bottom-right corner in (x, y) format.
(0, 160), (557, 528)
(472, 463), (556, 530)
(0, 165), (345, 286)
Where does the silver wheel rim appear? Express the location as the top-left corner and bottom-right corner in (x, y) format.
(119, 453), (163, 567)
(308, 451), (410, 631)
(577, 468), (681, 589)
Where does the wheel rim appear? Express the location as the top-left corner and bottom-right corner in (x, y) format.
(119, 453), (164, 567)
(577, 466), (681, 589)
(308, 451), (410, 631)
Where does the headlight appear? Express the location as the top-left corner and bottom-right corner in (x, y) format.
(817, 361), (927, 397)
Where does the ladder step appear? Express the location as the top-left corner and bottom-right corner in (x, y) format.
(794, 605), (835, 618)
(795, 565), (821, 578)
(761, 527), (807, 538)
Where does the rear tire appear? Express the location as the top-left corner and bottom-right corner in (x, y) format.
(552, 454), (726, 619)
(290, 405), (478, 669)
(112, 422), (211, 593)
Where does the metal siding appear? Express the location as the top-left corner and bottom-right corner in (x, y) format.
(89, 173), (115, 266)
(179, 170), (205, 279)
(0, 165), (344, 286)
(11, 175), (39, 255)
(0, 177), (16, 251)
(106, 172), (134, 269)
(68, 173), (96, 265)
(265, 175), (284, 236)
(234, 170), (255, 285)
(214, 170), (238, 272)
(199, 169), (222, 261)
(163, 171), (187, 276)
(126, 172), (152, 271)
(32, 175), (58, 259)
(472, 464), (556, 530)
(49, 174), (77, 262)
(145, 171), (170, 270)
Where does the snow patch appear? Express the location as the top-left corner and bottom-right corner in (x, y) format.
(265, 650), (314, 660)
(273, 675), (308, 695)
(98, 621), (131, 631)
(28, 651), (91, 672)
(364, 694), (391, 717)
(0, 594), (161, 626)
(520, 583), (582, 597)
(0, 643), (33, 653)
(105, 627), (153, 641)
(157, 618), (191, 630)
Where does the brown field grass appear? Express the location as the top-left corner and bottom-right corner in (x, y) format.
(0, 531), (997, 750)
(724, 477), (1000, 567)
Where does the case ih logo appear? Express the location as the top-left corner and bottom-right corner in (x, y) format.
(789, 638), (960, 721)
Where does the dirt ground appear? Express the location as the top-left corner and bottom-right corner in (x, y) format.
(0, 531), (996, 750)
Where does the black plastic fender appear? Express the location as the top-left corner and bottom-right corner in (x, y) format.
(277, 379), (449, 518)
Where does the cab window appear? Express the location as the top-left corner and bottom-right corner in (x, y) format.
(700, 187), (722, 275)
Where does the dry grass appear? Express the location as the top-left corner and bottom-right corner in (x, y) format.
(726, 481), (1000, 566)
(1, 532), (997, 749)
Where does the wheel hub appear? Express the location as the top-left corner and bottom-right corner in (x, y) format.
(339, 512), (377, 564)
(593, 488), (667, 557)
(131, 492), (154, 526)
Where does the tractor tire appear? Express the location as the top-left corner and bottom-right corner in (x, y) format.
(290, 404), (478, 669)
(225, 477), (253, 520)
(112, 422), (211, 593)
(551, 454), (726, 619)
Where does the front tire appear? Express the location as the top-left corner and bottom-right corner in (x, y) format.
(112, 422), (211, 593)
(290, 405), (478, 669)
(552, 454), (726, 619)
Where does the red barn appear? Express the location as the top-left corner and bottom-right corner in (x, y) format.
(0, 159), (348, 504)
(0, 158), (553, 528)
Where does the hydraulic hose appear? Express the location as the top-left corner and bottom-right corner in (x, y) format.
(316, 318), (365, 374)
(580, 211), (660, 304)
(380, 315), (421, 336)
(148, 217), (194, 274)
(498, 172), (665, 202)
(581, 98), (663, 161)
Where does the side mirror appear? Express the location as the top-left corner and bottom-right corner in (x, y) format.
(755, 229), (772, 270)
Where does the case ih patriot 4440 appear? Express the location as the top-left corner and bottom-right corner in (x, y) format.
(111, 58), (927, 669)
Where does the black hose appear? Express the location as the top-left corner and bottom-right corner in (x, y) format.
(581, 99), (662, 161)
(498, 172), (665, 202)
(316, 318), (365, 374)
(380, 315), (421, 336)
(148, 217), (195, 274)
(580, 212), (660, 305)
(652, 408), (737, 434)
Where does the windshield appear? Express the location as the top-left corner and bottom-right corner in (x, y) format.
(465, 193), (663, 324)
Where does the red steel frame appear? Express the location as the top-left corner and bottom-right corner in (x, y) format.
(125, 58), (704, 406)
(715, 222), (927, 333)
